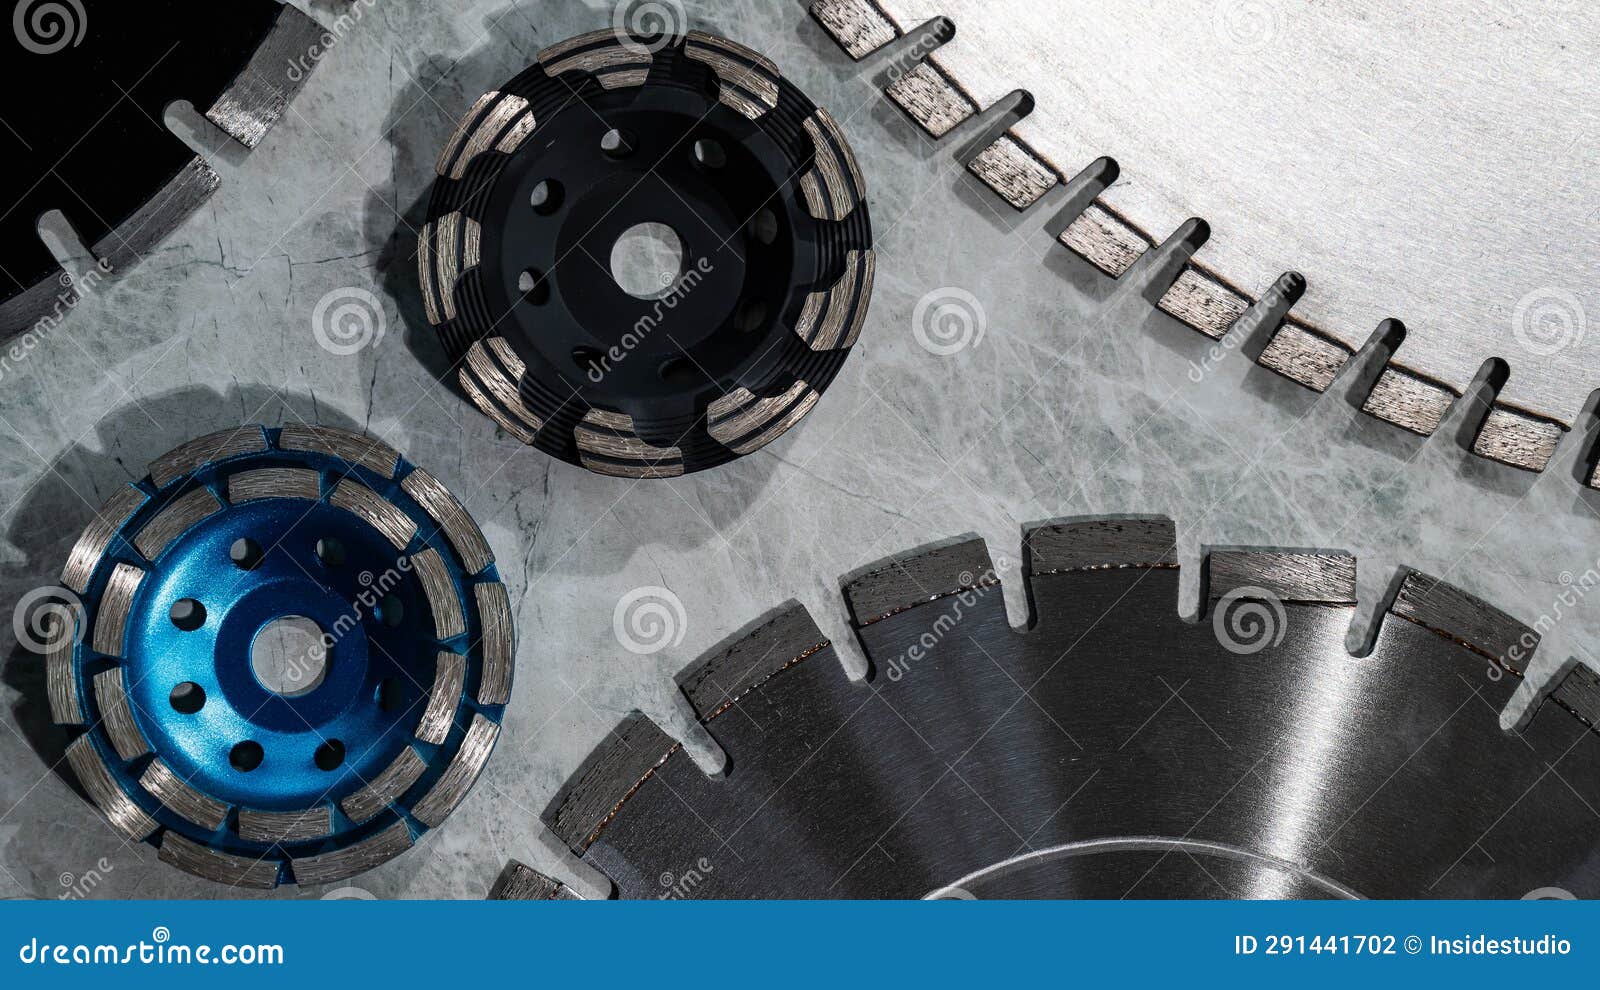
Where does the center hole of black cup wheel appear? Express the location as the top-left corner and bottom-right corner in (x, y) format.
(609, 222), (685, 300)
(250, 615), (330, 697)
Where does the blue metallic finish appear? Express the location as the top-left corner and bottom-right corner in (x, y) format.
(65, 425), (509, 885)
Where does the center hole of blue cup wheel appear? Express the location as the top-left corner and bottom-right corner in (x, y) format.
(249, 615), (330, 697)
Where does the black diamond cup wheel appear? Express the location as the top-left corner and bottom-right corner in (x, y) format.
(420, 29), (874, 477)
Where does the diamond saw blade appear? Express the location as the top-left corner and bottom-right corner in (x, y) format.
(47, 424), (512, 888)
(419, 28), (874, 477)
(540, 519), (1599, 898)
(812, 0), (1600, 476)
(0, 0), (326, 338)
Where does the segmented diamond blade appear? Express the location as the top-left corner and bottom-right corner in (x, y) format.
(542, 520), (1600, 898)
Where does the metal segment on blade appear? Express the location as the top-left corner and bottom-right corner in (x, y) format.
(539, 31), (653, 89)
(411, 548), (466, 639)
(93, 668), (151, 762)
(90, 564), (145, 657)
(547, 714), (678, 853)
(204, 6), (326, 147)
(685, 32), (781, 119)
(278, 423), (401, 479)
(46, 626), (82, 725)
(418, 652), (467, 744)
(239, 806), (333, 844)
(140, 759), (228, 831)
(707, 382), (820, 455)
(228, 467), (321, 502)
(411, 715), (500, 827)
(575, 410), (685, 479)
(329, 480), (418, 550)
(794, 250), (875, 351)
(149, 427), (270, 489)
(553, 520), (1599, 898)
(65, 736), (156, 842)
(341, 746), (428, 824)
(473, 583), (513, 705)
(159, 833), (280, 889)
(133, 487), (224, 561)
(291, 822), (413, 887)
(401, 468), (494, 574)
(488, 860), (575, 900)
(61, 484), (148, 593)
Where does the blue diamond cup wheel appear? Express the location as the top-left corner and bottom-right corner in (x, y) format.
(420, 28), (875, 477)
(46, 424), (512, 888)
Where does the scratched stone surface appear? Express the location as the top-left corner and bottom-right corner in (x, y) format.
(0, 0), (1595, 900)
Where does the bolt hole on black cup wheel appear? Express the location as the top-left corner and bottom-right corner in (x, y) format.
(420, 28), (875, 478)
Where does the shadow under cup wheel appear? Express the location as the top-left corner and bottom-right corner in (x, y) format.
(47, 425), (513, 888)
(420, 29), (875, 477)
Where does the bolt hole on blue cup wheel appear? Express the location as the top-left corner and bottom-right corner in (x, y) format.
(48, 424), (513, 888)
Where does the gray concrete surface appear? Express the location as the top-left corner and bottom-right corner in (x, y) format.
(0, 0), (1595, 900)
